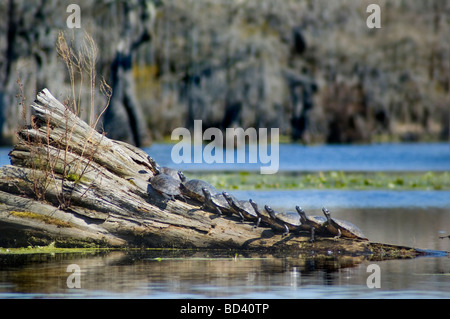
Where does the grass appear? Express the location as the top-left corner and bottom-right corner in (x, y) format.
(185, 171), (450, 191)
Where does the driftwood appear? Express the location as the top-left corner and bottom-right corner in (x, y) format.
(0, 89), (443, 260)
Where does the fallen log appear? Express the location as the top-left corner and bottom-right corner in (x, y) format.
(0, 89), (445, 260)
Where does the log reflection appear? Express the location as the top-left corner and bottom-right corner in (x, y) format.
(0, 250), (367, 296)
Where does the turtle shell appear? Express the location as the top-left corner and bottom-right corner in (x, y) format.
(149, 174), (182, 199)
(181, 179), (218, 202)
(202, 188), (232, 216)
(161, 167), (184, 182)
(306, 215), (327, 228)
(322, 208), (368, 240)
(222, 192), (257, 221)
(148, 156), (185, 182)
(330, 218), (367, 240)
(296, 206), (330, 241)
(249, 199), (273, 228)
(296, 207), (326, 230)
(210, 193), (232, 212)
(237, 200), (257, 220)
(265, 205), (301, 234)
(275, 211), (301, 229)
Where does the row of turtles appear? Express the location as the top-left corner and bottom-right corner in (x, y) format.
(147, 157), (368, 242)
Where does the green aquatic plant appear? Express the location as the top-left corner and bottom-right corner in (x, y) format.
(185, 171), (450, 191)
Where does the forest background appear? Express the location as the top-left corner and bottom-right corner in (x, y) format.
(0, 0), (449, 147)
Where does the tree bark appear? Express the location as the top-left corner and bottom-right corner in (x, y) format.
(0, 89), (442, 260)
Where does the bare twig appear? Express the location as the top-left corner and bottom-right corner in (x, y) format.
(16, 30), (111, 209)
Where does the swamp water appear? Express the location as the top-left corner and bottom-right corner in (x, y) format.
(0, 143), (449, 298)
(0, 246), (449, 299)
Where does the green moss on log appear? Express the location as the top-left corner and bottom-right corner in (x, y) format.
(9, 211), (72, 228)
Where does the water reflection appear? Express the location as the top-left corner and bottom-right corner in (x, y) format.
(0, 250), (363, 295)
(0, 249), (449, 298)
(315, 208), (450, 252)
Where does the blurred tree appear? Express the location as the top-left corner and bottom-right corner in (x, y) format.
(1, 0), (449, 145)
(102, 0), (155, 147)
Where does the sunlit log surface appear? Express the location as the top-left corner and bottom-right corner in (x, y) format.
(0, 89), (445, 260)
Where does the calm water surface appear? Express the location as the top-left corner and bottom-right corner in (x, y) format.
(2, 142), (449, 171)
(145, 142), (450, 172)
(0, 143), (449, 298)
(0, 249), (449, 299)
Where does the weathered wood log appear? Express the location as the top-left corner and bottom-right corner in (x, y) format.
(0, 89), (445, 260)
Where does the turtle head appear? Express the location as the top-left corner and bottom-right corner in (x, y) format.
(148, 156), (156, 166)
(249, 199), (260, 214)
(264, 205), (273, 213)
(264, 205), (277, 219)
(322, 207), (331, 220)
(148, 156), (160, 173)
(154, 165), (162, 175)
(295, 206), (307, 221)
(222, 192), (233, 205)
(202, 187), (211, 200)
(178, 171), (187, 182)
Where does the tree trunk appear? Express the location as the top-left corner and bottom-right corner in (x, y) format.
(102, 0), (152, 147)
(0, 89), (441, 260)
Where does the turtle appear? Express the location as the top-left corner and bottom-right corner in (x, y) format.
(322, 207), (368, 241)
(148, 156), (185, 182)
(201, 187), (233, 216)
(249, 199), (280, 230)
(265, 205), (302, 236)
(149, 173), (185, 201)
(177, 171), (187, 183)
(222, 192), (258, 222)
(295, 206), (328, 242)
(180, 179), (218, 203)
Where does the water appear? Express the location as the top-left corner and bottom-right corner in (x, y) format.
(2, 142), (449, 171)
(232, 189), (450, 210)
(0, 148), (10, 168)
(145, 142), (450, 172)
(0, 250), (449, 299)
(0, 143), (449, 299)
